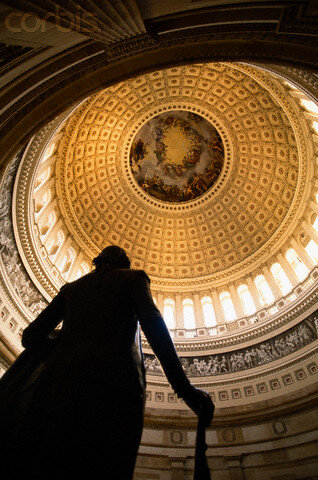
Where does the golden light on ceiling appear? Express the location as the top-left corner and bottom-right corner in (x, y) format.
(13, 62), (313, 301)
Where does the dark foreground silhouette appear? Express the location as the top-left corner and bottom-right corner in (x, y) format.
(0, 246), (214, 479)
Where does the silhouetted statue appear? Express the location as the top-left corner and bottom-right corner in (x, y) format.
(0, 246), (214, 479)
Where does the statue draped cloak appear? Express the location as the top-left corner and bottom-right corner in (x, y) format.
(1, 268), (193, 480)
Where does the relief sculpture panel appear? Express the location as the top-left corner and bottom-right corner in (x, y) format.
(144, 311), (318, 376)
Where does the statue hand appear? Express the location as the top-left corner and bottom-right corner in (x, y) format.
(183, 387), (215, 427)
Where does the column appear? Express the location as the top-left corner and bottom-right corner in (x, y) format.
(55, 236), (72, 269)
(290, 238), (315, 270)
(276, 252), (299, 287)
(175, 294), (184, 329)
(170, 458), (185, 480)
(35, 198), (57, 225)
(211, 289), (224, 324)
(193, 293), (205, 328)
(67, 251), (84, 281)
(262, 265), (281, 299)
(303, 111), (318, 122)
(33, 176), (54, 200)
(309, 200), (318, 216)
(228, 284), (245, 318)
(37, 155), (53, 174)
(302, 220), (318, 245)
(289, 90), (305, 100)
(246, 276), (262, 310)
(226, 455), (245, 480)
(43, 217), (63, 250)
(157, 293), (164, 316)
(152, 291), (158, 305)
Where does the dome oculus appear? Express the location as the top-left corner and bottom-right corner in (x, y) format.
(129, 111), (224, 203)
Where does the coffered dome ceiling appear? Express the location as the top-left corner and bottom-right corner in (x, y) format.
(3, 58), (318, 418)
(13, 62), (315, 301)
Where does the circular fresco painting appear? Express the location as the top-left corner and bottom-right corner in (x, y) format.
(130, 111), (224, 203)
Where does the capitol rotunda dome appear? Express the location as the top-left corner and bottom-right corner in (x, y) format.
(1, 59), (318, 480)
(14, 63), (314, 293)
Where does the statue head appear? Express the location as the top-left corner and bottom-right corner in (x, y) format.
(93, 245), (131, 272)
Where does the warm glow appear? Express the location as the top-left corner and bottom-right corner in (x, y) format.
(305, 240), (318, 264)
(163, 299), (175, 329)
(313, 216), (318, 232)
(35, 167), (51, 189)
(271, 263), (292, 296)
(41, 142), (55, 163)
(254, 275), (274, 306)
(39, 210), (56, 237)
(237, 284), (256, 315)
(285, 248), (309, 281)
(47, 229), (65, 257)
(201, 296), (216, 327)
(75, 262), (90, 279)
(300, 99), (318, 114)
(284, 81), (297, 89)
(219, 291), (236, 322)
(60, 247), (76, 277)
(34, 189), (51, 214)
(182, 298), (196, 329)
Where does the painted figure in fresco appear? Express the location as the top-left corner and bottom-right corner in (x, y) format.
(1, 246), (214, 480)
(154, 140), (165, 165)
(130, 138), (148, 166)
(130, 111), (225, 203)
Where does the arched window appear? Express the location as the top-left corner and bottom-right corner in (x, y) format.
(237, 284), (256, 315)
(285, 248), (308, 281)
(39, 211), (56, 236)
(34, 189), (51, 214)
(305, 240), (318, 264)
(201, 296), (216, 327)
(75, 262), (90, 279)
(254, 275), (274, 306)
(163, 299), (175, 330)
(300, 99), (318, 114)
(35, 167), (51, 189)
(48, 230), (64, 256)
(41, 142), (55, 163)
(313, 216), (318, 232)
(60, 247), (76, 275)
(182, 298), (196, 329)
(219, 291), (236, 322)
(270, 263), (292, 296)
